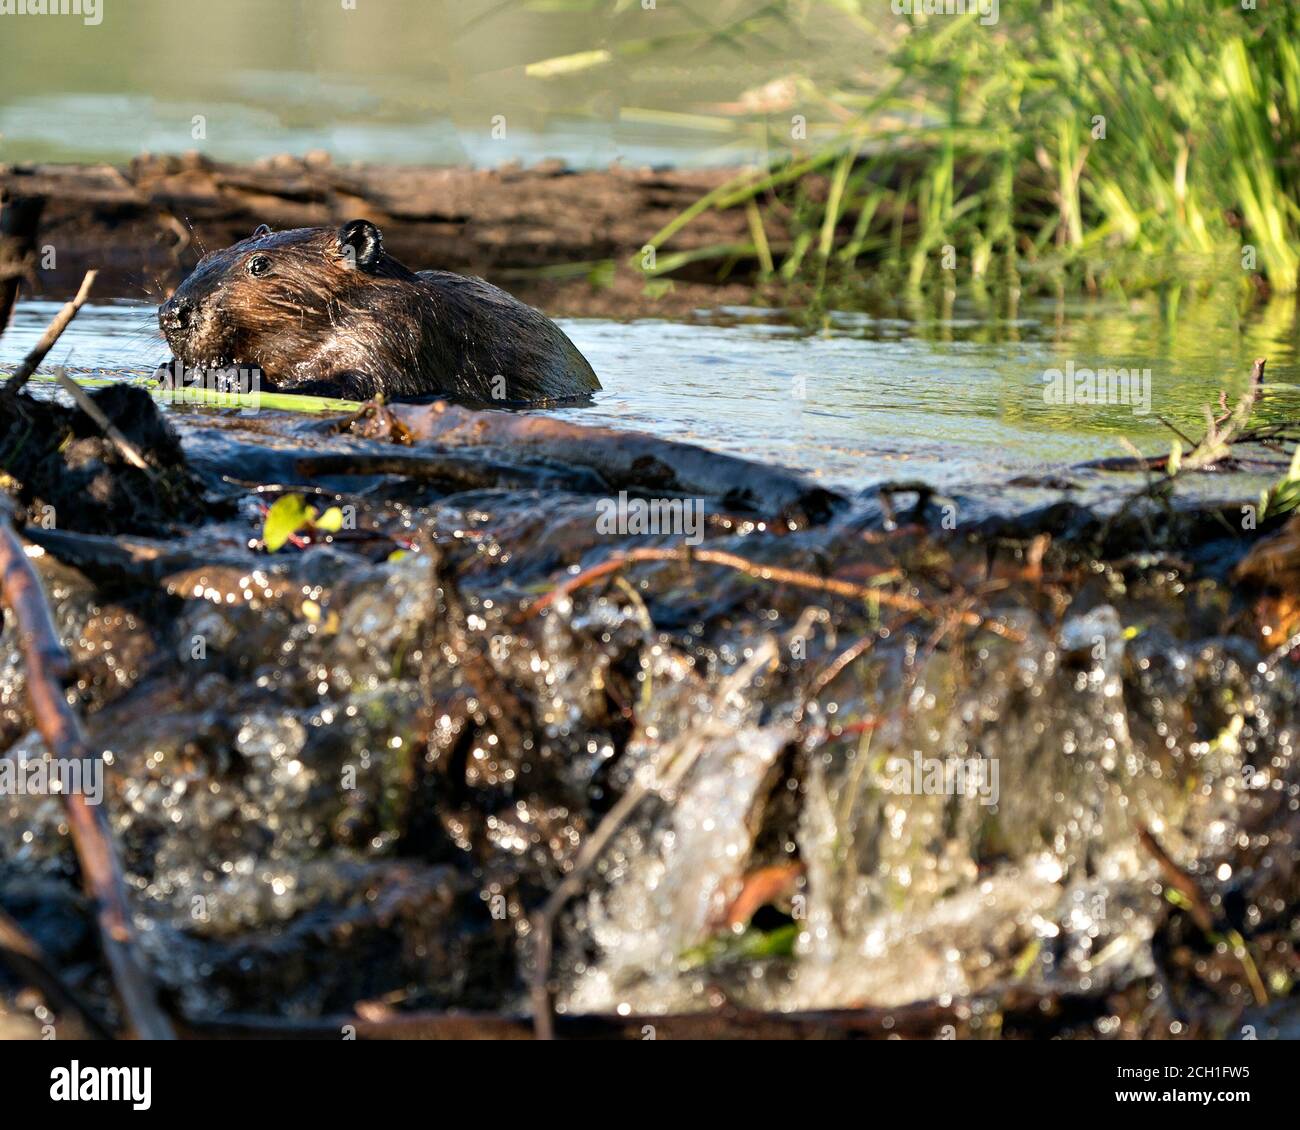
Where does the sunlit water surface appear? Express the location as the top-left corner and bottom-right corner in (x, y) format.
(3, 296), (1296, 503)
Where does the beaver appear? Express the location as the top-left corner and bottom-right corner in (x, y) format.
(157, 220), (600, 404)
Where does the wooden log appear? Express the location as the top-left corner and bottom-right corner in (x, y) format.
(0, 155), (769, 317)
(348, 400), (846, 526)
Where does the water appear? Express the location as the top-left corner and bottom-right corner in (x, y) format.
(0, 427), (1290, 1031)
(0, 0), (880, 168)
(3, 295), (1297, 499)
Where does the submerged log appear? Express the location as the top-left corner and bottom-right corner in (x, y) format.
(346, 400), (846, 526)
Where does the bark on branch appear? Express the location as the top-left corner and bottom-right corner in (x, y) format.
(0, 518), (175, 1039)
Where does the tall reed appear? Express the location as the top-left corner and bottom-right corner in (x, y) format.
(641, 0), (1300, 306)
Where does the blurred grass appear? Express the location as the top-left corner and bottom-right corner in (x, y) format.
(630, 0), (1300, 308)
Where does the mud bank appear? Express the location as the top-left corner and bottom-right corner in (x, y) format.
(0, 387), (1295, 1039)
(0, 155), (769, 317)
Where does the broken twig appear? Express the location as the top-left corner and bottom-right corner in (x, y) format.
(2, 270), (96, 397)
(52, 366), (157, 477)
(523, 545), (1023, 641)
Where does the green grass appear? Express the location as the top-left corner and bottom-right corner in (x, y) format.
(636, 0), (1300, 309)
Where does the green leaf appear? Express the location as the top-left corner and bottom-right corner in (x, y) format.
(1261, 444), (1300, 520)
(315, 507), (345, 533)
(678, 923), (799, 971)
(263, 494), (316, 553)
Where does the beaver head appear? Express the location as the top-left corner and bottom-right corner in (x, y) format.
(158, 220), (419, 395)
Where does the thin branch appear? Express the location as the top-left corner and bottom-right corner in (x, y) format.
(522, 545), (1023, 641)
(0, 519), (174, 1039)
(1154, 415), (1198, 449)
(52, 367), (157, 478)
(2, 270), (97, 397)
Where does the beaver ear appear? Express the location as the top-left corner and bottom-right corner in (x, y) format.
(252, 223), (272, 238)
(337, 220), (384, 271)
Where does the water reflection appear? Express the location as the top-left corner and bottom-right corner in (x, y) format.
(2, 290), (1295, 501)
(0, 0), (879, 166)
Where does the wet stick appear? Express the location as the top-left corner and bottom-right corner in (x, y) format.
(522, 545), (1024, 641)
(2, 270), (97, 397)
(1136, 823), (1268, 1007)
(51, 366), (157, 478)
(0, 517), (175, 1039)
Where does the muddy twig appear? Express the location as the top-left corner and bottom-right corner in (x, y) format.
(1137, 823), (1268, 1007)
(0, 517), (175, 1039)
(521, 545), (1024, 641)
(52, 366), (158, 478)
(2, 270), (97, 397)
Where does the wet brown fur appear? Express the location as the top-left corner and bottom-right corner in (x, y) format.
(158, 223), (600, 404)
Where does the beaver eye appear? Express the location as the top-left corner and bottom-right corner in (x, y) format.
(246, 255), (272, 278)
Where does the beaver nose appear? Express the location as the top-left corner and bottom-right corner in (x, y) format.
(160, 295), (193, 333)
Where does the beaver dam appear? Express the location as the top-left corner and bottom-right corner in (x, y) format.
(0, 290), (1298, 1040)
